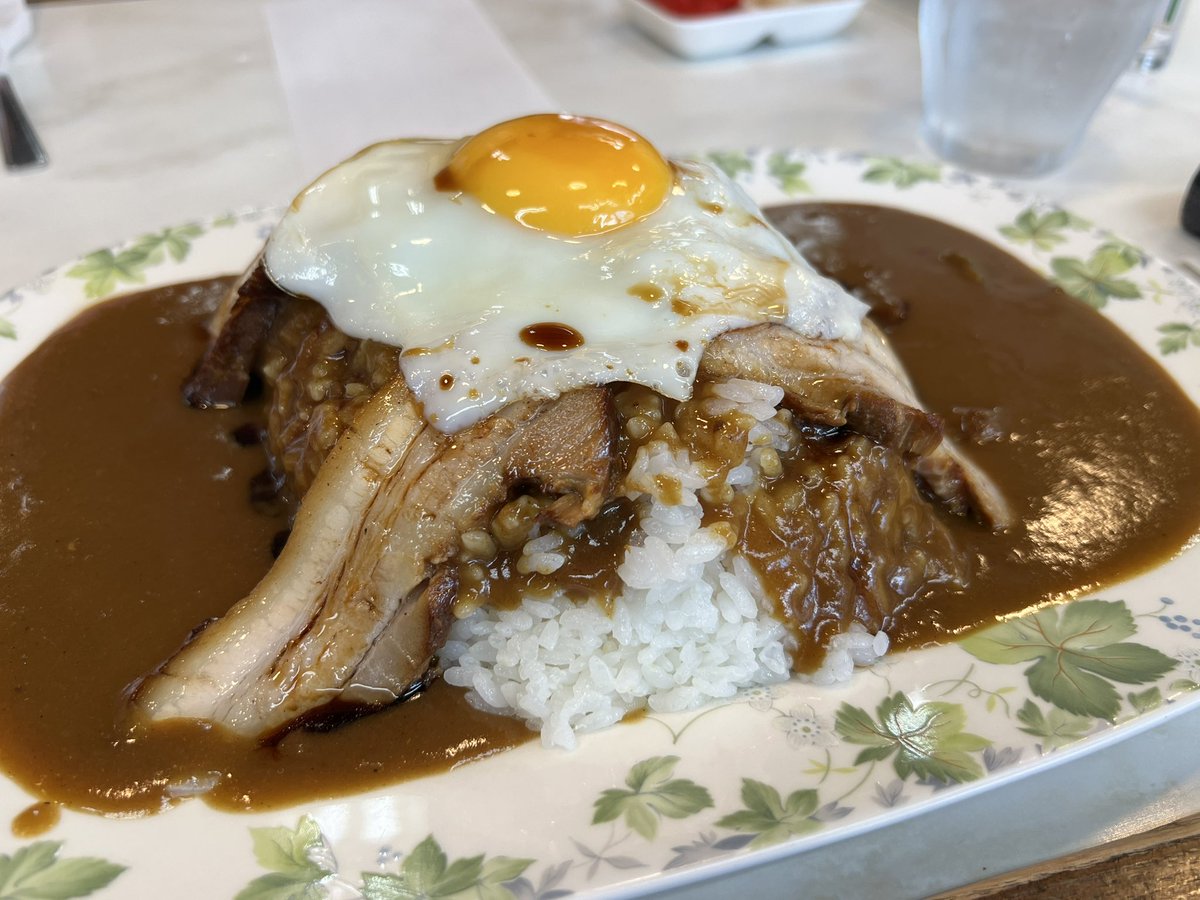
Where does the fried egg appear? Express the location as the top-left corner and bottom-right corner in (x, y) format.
(264, 114), (865, 432)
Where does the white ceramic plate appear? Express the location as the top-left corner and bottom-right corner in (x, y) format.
(2, 149), (1200, 899)
(621, 0), (865, 60)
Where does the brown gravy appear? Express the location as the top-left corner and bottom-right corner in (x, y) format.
(0, 281), (529, 820)
(1, 205), (1199, 820)
(519, 322), (586, 351)
(767, 204), (1200, 644)
(11, 802), (60, 839)
(459, 498), (640, 615)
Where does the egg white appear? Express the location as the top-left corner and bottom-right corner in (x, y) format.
(264, 140), (865, 432)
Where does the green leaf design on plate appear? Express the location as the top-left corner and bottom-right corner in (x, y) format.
(592, 756), (713, 840)
(714, 779), (821, 849)
(0, 316), (14, 340)
(960, 599), (1176, 719)
(766, 152), (811, 195)
(998, 208), (1073, 251)
(835, 693), (990, 783)
(1126, 686), (1163, 714)
(861, 157), (940, 189)
(126, 224), (204, 266)
(707, 151), (752, 180)
(65, 249), (149, 300)
(212, 213), (239, 228)
(1157, 322), (1200, 355)
(65, 225), (204, 300)
(236, 816), (331, 900)
(1096, 239), (1143, 268)
(0, 841), (125, 899)
(360, 836), (531, 900)
(1015, 699), (1094, 750)
(360, 873), (403, 900)
(1049, 245), (1141, 308)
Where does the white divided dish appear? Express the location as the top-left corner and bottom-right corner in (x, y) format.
(622, 0), (866, 59)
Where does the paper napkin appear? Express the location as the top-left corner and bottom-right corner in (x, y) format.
(265, 0), (556, 176)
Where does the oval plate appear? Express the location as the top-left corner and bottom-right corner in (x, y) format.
(2, 149), (1200, 899)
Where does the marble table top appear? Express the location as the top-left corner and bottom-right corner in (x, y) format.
(3, 0), (1198, 294)
(2, 1), (1199, 897)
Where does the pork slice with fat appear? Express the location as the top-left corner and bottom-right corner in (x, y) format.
(132, 385), (616, 738)
(183, 259), (284, 410)
(701, 323), (1012, 528)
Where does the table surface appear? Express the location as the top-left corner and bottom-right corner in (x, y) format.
(3, 1), (1200, 897)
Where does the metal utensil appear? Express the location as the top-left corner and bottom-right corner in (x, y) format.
(0, 68), (47, 170)
(0, 0), (45, 170)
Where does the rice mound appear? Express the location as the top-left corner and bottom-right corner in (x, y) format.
(440, 379), (887, 749)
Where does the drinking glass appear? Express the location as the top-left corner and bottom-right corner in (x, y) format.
(919, 0), (1162, 177)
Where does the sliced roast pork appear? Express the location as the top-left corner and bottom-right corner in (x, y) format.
(136, 249), (1010, 740)
(183, 259), (281, 411)
(133, 365), (616, 736)
(701, 323), (1013, 528)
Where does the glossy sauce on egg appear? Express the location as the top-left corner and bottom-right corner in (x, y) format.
(519, 323), (585, 351)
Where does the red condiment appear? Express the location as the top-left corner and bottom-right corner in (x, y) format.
(650, 0), (740, 17)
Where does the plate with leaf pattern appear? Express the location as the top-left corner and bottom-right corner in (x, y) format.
(1, 149), (1199, 899)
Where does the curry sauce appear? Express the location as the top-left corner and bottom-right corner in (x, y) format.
(0, 281), (530, 820)
(767, 204), (1200, 643)
(1, 205), (1199, 820)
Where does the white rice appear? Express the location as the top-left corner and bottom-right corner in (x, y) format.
(800, 624), (891, 687)
(516, 532), (566, 576)
(440, 379), (887, 749)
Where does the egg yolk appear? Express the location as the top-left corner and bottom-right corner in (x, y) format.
(438, 114), (671, 237)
